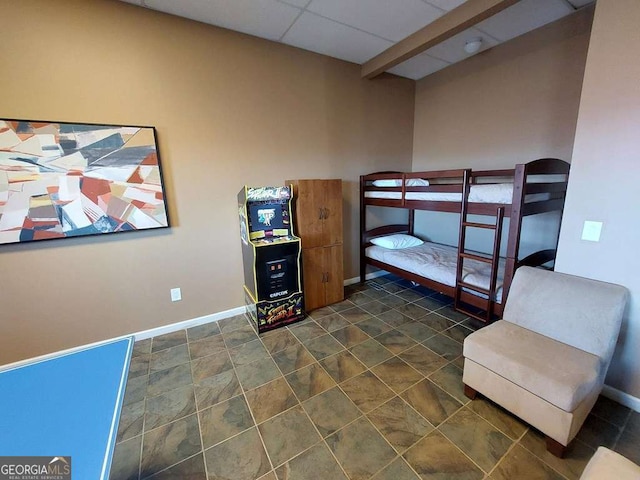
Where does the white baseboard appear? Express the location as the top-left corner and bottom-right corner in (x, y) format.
(134, 273), (390, 342)
(131, 306), (246, 341)
(344, 270), (388, 286)
(0, 306), (247, 371)
(139, 272), (388, 339)
(137, 272), (385, 340)
(602, 384), (640, 413)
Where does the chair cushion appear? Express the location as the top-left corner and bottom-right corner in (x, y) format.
(463, 320), (602, 411)
(580, 447), (640, 480)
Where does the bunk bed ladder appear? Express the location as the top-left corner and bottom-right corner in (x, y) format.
(454, 177), (505, 322)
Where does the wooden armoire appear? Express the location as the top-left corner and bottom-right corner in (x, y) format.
(285, 179), (344, 311)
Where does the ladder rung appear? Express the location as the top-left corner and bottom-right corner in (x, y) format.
(456, 306), (491, 323)
(457, 281), (491, 295)
(459, 252), (493, 263)
(462, 221), (496, 230)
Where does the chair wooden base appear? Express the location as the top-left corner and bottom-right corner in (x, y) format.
(464, 384), (478, 400)
(546, 436), (567, 458)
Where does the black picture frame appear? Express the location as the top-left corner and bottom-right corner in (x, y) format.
(0, 118), (170, 245)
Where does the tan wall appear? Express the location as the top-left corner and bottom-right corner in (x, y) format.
(556, 0), (640, 399)
(0, 0), (414, 364)
(413, 7), (592, 171)
(410, 9), (592, 258)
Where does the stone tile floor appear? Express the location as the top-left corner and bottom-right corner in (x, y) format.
(110, 275), (639, 480)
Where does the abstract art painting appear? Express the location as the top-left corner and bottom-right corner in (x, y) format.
(0, 119), (169, 245)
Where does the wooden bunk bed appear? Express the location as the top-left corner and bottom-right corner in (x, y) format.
(359, 158), (570, 322)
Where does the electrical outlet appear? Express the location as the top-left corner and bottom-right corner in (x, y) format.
(170, 288), (182, 302)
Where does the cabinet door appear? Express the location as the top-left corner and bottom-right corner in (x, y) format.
(322, 179), (343, 247)
(302, 248), (326, 312)
(324, 245), (344, 306)
(288, 180), (325, 249)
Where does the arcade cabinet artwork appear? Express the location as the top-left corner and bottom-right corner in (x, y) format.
(238, 186), (305, 333)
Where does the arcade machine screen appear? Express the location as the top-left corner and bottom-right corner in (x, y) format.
(249, 203), (284, 231)
(248, 202), (290, 240)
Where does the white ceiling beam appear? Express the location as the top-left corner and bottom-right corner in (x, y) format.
(361, 0), (521, 79)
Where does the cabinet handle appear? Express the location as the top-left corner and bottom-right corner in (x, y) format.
(318, 207), (329, 220)
(325, 272), (330, 283)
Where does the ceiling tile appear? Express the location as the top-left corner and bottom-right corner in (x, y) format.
(388, 52), (450, 80)
(282, 11), (393, 64)
(307, 0), (443, 42)
(117, 0), (584, 81)
(565, 0), (594, 6)
(424, 27), (498, 63)
(422, 0), (468, 11)
(144, 0), (301, 41)
(278, 0), (312, 7)
(474, 0), (573, 42)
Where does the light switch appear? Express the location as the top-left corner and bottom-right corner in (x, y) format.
(170, 288), (182, 302)
(581, 221), (603, 242)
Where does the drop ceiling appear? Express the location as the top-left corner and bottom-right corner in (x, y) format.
(120, 0), (594, 80)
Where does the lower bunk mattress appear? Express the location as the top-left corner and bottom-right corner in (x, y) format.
(365, 241), (505, 303)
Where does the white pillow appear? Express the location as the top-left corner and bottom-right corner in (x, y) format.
(372, 178), (429, 187)
(372, 179), (402, 187)
(406, 178), (430, 187)
(370, 234), (423, 249)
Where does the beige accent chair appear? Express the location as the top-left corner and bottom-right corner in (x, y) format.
(463, 267), (628, 457)
(580, 447), (640, 479)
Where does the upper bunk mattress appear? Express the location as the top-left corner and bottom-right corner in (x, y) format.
(366, 241), (505, 303)
(364, 183), (548, 204)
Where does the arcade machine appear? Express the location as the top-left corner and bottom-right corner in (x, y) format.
(238, 185), (305, 333)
